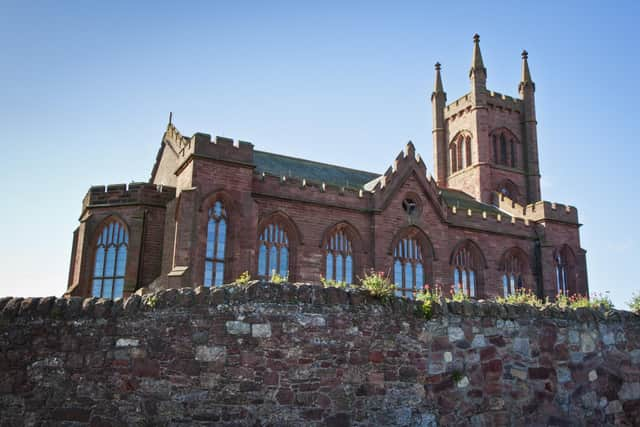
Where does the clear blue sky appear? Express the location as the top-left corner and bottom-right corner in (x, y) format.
(1, 1), (638, 308)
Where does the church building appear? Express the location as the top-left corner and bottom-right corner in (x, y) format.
(66, 35), (588, 300)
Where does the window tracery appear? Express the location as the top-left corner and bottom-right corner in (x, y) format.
(204, 201), (227, 287)
(393, 237), (425, 299)
(92, 219), (128, 299)
(258, 222), (290, 279)
(324, 229), (353, 284)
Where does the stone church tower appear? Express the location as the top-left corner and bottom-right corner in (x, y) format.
(432, 34), (541, 206)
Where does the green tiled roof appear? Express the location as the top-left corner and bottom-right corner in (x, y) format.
(440, 188), (508, 217)
(253, 150), (508, 217)
(253, 151), (379, 189)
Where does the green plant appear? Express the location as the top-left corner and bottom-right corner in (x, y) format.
(629, 292), (640, 314)
(269, 270), (288, 284)
(555, 292), (614, 310)
(589, 292), (614, 310)
(495, 288), (544, 307)
(415, 284), (443, 319)
(359, 270), (395, 302)
(145, 294), (158, 308)
(448, 284), (470, 302)
(235, 271), (252, 285)
(320, 277), (347, 289)
(451, 370), (463, 383)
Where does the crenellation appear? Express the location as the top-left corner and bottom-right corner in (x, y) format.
(84, 182), (176, 209)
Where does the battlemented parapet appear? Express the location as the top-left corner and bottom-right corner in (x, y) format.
(83, 182), (176, 210)
(494, 193), (579, 225)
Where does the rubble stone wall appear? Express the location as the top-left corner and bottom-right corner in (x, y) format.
(1, 283), (639, 426)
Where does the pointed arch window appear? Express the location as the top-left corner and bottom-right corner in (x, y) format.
(465, 137), (472, 168)
(555, 252), (568, 295)
(500, 134), (508, 165)
(502, 254), (523, 297)
(450, 144), (458, 173)
(493, 135), (498, 163)
(393, 237), (425, 299)
(92, 219), (128, 299)
(457, 138), (464, 171)
(325, 229), (353, 284)
(510, 139), (516, 168)
(258, 222), (290, 279)
(204, 201), (227, 287)
(452, 247), (477, 297)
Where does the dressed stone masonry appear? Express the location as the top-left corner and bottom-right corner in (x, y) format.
(65, 35), (588, 302)
(1, 283), (640, 426)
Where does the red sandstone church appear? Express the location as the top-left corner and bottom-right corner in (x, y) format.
(66, 35), (588, 301)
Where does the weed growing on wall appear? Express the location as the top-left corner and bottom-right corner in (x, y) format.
(235, 271), (252, 285)
(320, 277), (347, 289)
(415, 284), (443, 319)
(269, 270), (288, 284)
(495, 288), (544, 307)
(359, 270), (395, 303)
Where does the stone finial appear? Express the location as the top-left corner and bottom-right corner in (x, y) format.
(521, 50), (528, 60)
(433, 62), (444, 94)
(435, 62), (441, 71)
(470, 33), (486, 80)
(519, 49), (534, 91)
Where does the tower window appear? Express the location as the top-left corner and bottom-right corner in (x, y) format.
(402, 198), (417, 215)
(92, 219), (128, 299)
(204, 201), (227, 287)
(450, 144), (458, 173)
(510, 139), (516, 168)
(555, 253), (568, 295)
(258, 222), (290, 280)
(325, 229), (353, 284)
(500, 134), (507, 165)
(393, 237), (425, 299)
(465, 137), (472, 167)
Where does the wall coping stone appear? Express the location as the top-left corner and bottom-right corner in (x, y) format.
(2, 282), (639, 325)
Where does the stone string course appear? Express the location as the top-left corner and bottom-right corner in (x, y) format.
(1, 283), (640, 426)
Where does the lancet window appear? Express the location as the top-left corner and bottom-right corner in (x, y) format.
(204, 201), (227, 287)
(502, 254), (523, 297)
(452, 247), (477, 297)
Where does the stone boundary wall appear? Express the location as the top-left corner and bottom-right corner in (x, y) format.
(1, 283), (640, 426)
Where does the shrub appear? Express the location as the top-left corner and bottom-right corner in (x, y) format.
(269, 270), (288, 284)
(629, 292), (640, 314)
(235, 271), (252, 285)
(359, 270), (395, 302)
(495, 288), (544, 307)
(320, 277), (347, 289)
(415, 284), (443, 319)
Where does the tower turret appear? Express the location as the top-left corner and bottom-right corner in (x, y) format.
(518, 50), (541, 202)
(469, 34), (487, 97)
(431, 62), (448, 186)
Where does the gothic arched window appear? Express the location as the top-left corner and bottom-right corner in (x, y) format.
(465, 137), (472, 168)
(258, 222), (290, 280)
(450, 143), (458, 173)
(500, 134), (508, 165)
(204, 201), (227, 287)
(502, 254), (523, 297)
(457, 137), (464, 170)
(92, 219), (128, 299)
(510, 139), (516, 168)
(555, 252), (568, 295)
(452, 246), (479, 298)
(493, 135), (498, 163)
(393, 237), (425, 299)
(325, 229), (353, 284)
